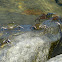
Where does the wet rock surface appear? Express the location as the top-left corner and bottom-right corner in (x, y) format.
(0, 12), (62, 62)
(0, 18), (62, 62)
(0, 33), (50, 62)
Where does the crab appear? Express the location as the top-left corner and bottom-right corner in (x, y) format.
(0, 38), (11, 48)
(35, 13), (55, 22)
(52, 16), (59, 21)
(49, 13), (61, 21)
(31, 23), (47, 30)
(1, 22), (24, 30)
(35, 14), (47, 22)
(46, 13), (55, 19)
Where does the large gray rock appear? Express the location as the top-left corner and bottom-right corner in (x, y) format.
(0, 32), (51, 62)
(0, 30), (60, 62)
(0, 19), (62, 62)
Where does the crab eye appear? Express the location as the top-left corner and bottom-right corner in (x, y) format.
(32, 27), (35, 29)
(7, 41), (10, 42)
(7, 39), (11, 43)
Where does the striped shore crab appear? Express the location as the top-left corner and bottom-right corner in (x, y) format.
(35, 13), (61, 22)
(49, 13), (61, 21)
(51, 14), (60, 21)
(1, 22), (24, 30)
(35, 13), (55, 22)
(52, 16), (59, 21)
(0, 38), (11, 48)
(51, 16), (62, 22)
(31, 23), (47, 30)
(46, 13), (54, 19)
(35, 14), (47, 22)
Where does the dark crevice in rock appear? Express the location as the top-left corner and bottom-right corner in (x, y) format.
(49, 40), (62, 59)
(55, 0), (62, 6)
(48, 40), (59, 59)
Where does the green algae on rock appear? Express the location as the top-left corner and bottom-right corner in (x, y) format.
(47, 54), (62, 62)
(48, 40), (59, 59)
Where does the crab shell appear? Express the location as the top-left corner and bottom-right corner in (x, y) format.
(40, 14), (47, 19)
(33, 23), (47, 30)
(7, 25), (16, 29)
(52, 16), (59, 20)
(33, 23), (41, 29)
(6, 23), (17, 29)
(52, 14), (59, 17)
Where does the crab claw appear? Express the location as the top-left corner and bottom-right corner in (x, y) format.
(56, 22), (60, 25)
(7, 39), (11, 43)
(4, 39), (11, 44)
(43, 25), (47, 29)
(1, 27), (7, 30)
(17, 25), (24, 29)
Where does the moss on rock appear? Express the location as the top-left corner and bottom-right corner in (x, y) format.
(48, 39), (62, 59)
(48, 40), (59, 59)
